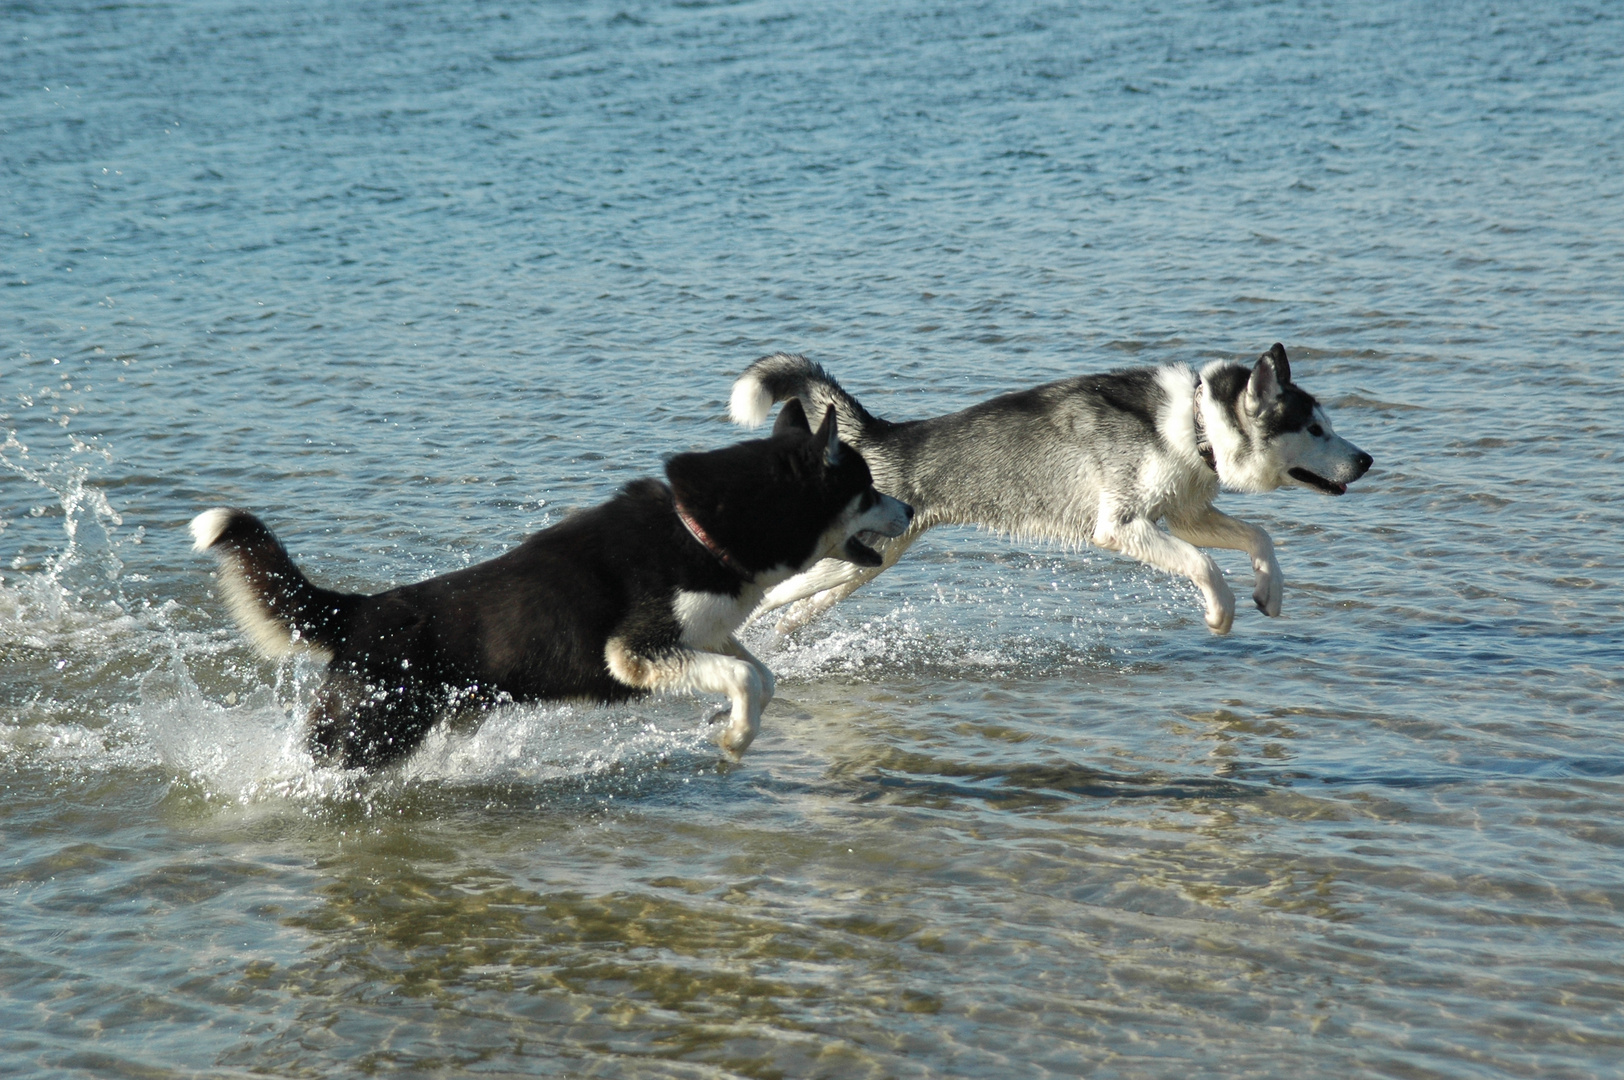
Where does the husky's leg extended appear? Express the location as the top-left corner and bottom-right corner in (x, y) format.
(1093, 514), (1237, 634)
(753, 532), (921, 634)
(1167, 506), (1282, 618)
(306, 670), (443, 771)
(773, 576), (870, 634)
(605, 636), (770, 757)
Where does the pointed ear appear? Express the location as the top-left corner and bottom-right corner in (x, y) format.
(1247, 345), (1288, 413)
(1264, 342), (1291, 385)
(664, 449), (697, 498)
(811, 405), (841, 467)
(772, 397), (811, 437)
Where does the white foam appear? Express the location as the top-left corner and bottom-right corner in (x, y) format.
(124, 655), (723, 807)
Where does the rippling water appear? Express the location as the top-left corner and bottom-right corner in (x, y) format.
(4, 1), (1623, 1076)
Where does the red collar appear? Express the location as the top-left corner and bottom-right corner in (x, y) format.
(675, 500), (750, 578)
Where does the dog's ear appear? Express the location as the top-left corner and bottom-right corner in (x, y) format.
(773, 397), (811, 437)
(811, 405), (841, 467)
(1247, 344), (1289, 413)
(1264, 342), (1291, 385)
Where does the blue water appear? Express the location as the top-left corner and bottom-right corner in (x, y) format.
(4, 1), (1623, 1076)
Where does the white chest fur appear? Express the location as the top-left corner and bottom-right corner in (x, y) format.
(673, 587), (763, 649)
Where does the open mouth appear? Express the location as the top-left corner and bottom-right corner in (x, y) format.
(1289, 467), (1347, 496)
(842, 533), (884, 566)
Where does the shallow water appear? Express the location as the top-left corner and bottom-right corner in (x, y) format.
(4, 1), (1623, 1076)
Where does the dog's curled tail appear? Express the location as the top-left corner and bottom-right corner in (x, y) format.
(729, 353), (887, 445)
(189, 508), (357, 661)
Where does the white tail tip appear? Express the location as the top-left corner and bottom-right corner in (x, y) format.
(729, 373), (773, 428)
(189, 507), (232, 551)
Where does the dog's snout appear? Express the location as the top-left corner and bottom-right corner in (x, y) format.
(871, 493), (913, 537)
(1353, 451), (1373, 478)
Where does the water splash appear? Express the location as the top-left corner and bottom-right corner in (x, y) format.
(0, 429), (129, 617)
(130, 653), (724, 811)
(0, 418), (1187, 807)
(751, 556), (1186, 685)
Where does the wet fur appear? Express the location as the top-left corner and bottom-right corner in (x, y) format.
(191, 408), (911, 770)
(730, 344), (1372, 634)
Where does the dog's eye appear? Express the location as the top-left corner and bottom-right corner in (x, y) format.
(1308, 424), (1324, 437)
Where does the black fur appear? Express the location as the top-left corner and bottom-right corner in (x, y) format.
(195, 414), (887, 771)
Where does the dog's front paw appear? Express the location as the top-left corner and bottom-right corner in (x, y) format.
(1204, 583), (1236, 635)
(709, 708), (759, 759)
(1253, 562), (1283, 618)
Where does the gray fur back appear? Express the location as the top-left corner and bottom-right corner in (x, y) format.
(732, 357), (1221, 547)
(875, 368), (1202, 544)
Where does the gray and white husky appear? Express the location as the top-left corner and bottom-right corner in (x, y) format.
(729, 344), (1372, 635)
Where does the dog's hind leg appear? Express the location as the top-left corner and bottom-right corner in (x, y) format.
(1168, 506), (1282, 618)
(755, 532), (921, 633)
(606, 638), (769, 758)
(772, 577), (869, 634)
(306, 670), (444, 771)
(1094, 515), (1236, 634)
(754, 558), (870, 628)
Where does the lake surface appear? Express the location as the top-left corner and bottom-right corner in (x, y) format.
(4, 1), (1623, 1076)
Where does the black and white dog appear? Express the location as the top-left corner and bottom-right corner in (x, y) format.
(730, 345), (1371, 634)
(191, 405), (912, 770)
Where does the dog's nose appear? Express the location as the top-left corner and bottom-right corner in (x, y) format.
(1354, 451), (1373, 478)
(903, 501), (915, 521)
